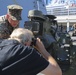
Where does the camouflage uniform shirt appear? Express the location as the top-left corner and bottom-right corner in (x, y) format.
(0, 15), (18, 39)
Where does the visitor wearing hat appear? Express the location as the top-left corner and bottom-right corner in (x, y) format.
(0, 4), (23, 39)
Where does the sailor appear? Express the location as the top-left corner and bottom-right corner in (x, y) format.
(0, 4), (23, 39)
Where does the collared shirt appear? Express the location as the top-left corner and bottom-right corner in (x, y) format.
(0, 39), (49, 75)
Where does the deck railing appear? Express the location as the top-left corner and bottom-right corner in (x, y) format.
(46, 6), (76, 16)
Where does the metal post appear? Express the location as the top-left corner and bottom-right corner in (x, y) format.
(37, 0), (40, 10)
(67, 5), (69, 32)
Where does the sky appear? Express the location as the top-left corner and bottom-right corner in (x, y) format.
(44, 0), (51, 4)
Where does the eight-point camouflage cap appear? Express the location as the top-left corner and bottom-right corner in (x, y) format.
(7, 4), (23, 20)
(28, 9), (46, 20)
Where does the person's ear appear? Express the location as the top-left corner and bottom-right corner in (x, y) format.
(24, 42), (26, 46)
(6, 14), (10, 19)
(24, 42), (31, 46)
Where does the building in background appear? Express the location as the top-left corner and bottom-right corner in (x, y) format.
(45, 0), (76, 32)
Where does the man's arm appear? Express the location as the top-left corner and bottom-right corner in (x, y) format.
(35, 38), (62, 75)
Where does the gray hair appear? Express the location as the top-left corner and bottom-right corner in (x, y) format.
(10, 28), (34, 44)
